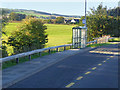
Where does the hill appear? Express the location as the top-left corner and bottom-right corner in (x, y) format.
(1, 8), (81, 19)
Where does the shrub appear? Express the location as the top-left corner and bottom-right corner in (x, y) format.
(7, 18), (48, 54)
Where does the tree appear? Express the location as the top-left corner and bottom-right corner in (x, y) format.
(26, 15), (36, 19)
(1, 8), (9, 57)
(7, 18), (48, 54)
(82, 3), (119, 41)
(47, 19), (53, 24)
(55, 16), (64, 24)
(107, 7), (120, 17)
(9, 12), (26, 21)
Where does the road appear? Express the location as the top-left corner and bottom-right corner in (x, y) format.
(8, 43), (119, 88)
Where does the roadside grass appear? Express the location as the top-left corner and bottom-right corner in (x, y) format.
(2, 46), (70, 69)
(87, 42), (112, 47)
(109, 37), (120, 42)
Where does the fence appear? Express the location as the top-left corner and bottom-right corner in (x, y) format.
(0, 36), (113, 64)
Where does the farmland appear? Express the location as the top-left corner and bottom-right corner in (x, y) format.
(3, 22), (76, 56)
(15, 12), (49, 18)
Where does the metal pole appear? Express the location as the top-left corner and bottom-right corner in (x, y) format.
(85, 0), (87, 47)
(85, 0), (87, 27)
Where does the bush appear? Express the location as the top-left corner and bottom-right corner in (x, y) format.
(55, 16), (64, 24)
(9, 12), (26, 21)
(7, 18), (48, 54)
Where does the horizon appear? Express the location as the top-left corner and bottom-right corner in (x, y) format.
(1, 1), (119, 16)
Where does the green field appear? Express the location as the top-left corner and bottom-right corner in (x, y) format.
(3, 23), (76, 56)
(15, 12), (49, 18)
(45, 24), (76, 47)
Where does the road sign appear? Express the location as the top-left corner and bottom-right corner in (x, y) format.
(82, 19), (86, 24)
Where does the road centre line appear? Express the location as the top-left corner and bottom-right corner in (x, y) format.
(85, 71), (91, 75)
(66, 56), (114, 88)
(92, 67), (97, 70)
(65, 82), (75, 88)
(76, 76), (83, 80)
(110, 56), (114, 58)
(103, 61), (106, 63)
(98, 64), (102, 66)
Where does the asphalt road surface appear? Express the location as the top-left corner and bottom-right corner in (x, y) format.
(8, 43), (119, 88)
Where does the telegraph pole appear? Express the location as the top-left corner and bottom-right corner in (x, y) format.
(85, 0), (87, 46)
(85, 0), (87, 27)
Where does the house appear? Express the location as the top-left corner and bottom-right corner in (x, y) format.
(71, 19), (76, 23)
(71, 19), (80, 23)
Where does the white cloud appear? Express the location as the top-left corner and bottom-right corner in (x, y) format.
(1, 0), (119, 2)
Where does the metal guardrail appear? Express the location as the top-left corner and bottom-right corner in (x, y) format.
(87, 40), (97, 44)
(108, 37), (114, 40)
(87, 36), (114, 45)
(0, 37), (114, 64)
(0, 44), (72, 63)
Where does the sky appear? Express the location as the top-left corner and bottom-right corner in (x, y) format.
(1, 0), (119, 16)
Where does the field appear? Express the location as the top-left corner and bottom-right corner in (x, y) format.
(15, 12), (49, 18)
(3, 22), (76, 56)
(45, 24), (76, 47)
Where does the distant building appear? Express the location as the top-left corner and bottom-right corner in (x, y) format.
(71, 19), (76, 23)
(71, 19), (80, 23)
(64, 18), (80, 24)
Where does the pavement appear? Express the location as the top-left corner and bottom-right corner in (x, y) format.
(2, 46), (95, 88)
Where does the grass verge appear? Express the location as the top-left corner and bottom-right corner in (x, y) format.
(109, 37), (120, 42)
(2, 46), (70, 69)
(87, 42), (112, 47)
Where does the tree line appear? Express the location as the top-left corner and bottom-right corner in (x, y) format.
(7, 12), (66, 24)
(79, 4), (119, 41)
(9, 12), (26, 21)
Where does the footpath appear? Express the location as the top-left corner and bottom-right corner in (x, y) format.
(2, 47), (96, 88)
